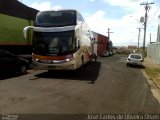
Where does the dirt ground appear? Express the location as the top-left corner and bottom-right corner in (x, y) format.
(0, 55), (160, 114)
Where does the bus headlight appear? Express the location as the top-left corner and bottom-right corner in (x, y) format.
(65, 58), (73, 62)
(65, 54), (74, 62)
(35, 59), (39, 62)
(32, 58), (40, 62)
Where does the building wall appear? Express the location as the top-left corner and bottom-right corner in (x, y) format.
(92, 31), (109, 56)
(97, 34), (108, 56)
(0, 0), (38, 20)
(147, 43), (160, 64)
(147, 18), (160, 64)
(0, 0), (39, 54)
(92, 32), (98, 55)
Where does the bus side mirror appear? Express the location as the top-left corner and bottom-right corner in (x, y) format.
(23, 26), (32, 38)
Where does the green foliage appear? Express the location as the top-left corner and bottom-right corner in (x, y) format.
(0, 13), (32, 45)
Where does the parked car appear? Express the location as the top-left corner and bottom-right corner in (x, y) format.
(103, 51), (109, 57)
(127, 53), (144, 67)
(0, 50), (29, 74)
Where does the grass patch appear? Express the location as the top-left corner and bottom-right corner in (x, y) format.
(0, 13), (32, 44)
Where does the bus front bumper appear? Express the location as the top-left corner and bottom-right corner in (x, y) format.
(32, 59), (78, 70)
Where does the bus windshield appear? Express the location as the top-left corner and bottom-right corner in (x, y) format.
(35, 10), (76, 27)
(33, 31), (76, 55)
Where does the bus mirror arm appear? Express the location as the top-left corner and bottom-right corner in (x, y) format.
(23, 26), (33, 38)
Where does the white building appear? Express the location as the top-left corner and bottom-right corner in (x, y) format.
(147, 15), (160, 64)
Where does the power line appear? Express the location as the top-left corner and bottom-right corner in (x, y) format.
(148, 5), (160, 26)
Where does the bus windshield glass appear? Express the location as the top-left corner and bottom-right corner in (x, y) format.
(35, 10), (76, 27)
(33, 31), (76, 55)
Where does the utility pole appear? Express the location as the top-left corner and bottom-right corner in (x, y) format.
(107, 28), (113, 41)
(140, 2), (154, 57)
(137, 28), (143, 51)
(108, 28), (110, 41)
(107, 28), (113, 54)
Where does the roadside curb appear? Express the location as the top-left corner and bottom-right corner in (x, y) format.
(143, 68), (160, 89)
(151, 76), (160, 89)
(142, 70), (160, 104)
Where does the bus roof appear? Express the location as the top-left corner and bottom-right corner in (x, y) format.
(37, 9), (79, 13)
(35, 9), (79, 27)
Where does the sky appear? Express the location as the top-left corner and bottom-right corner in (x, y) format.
(19, 0), (160, 47)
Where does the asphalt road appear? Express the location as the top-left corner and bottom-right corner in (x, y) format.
(0, 55), (160, 116)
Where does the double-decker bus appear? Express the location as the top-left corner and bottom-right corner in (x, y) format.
(23, 9), (95, 70)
